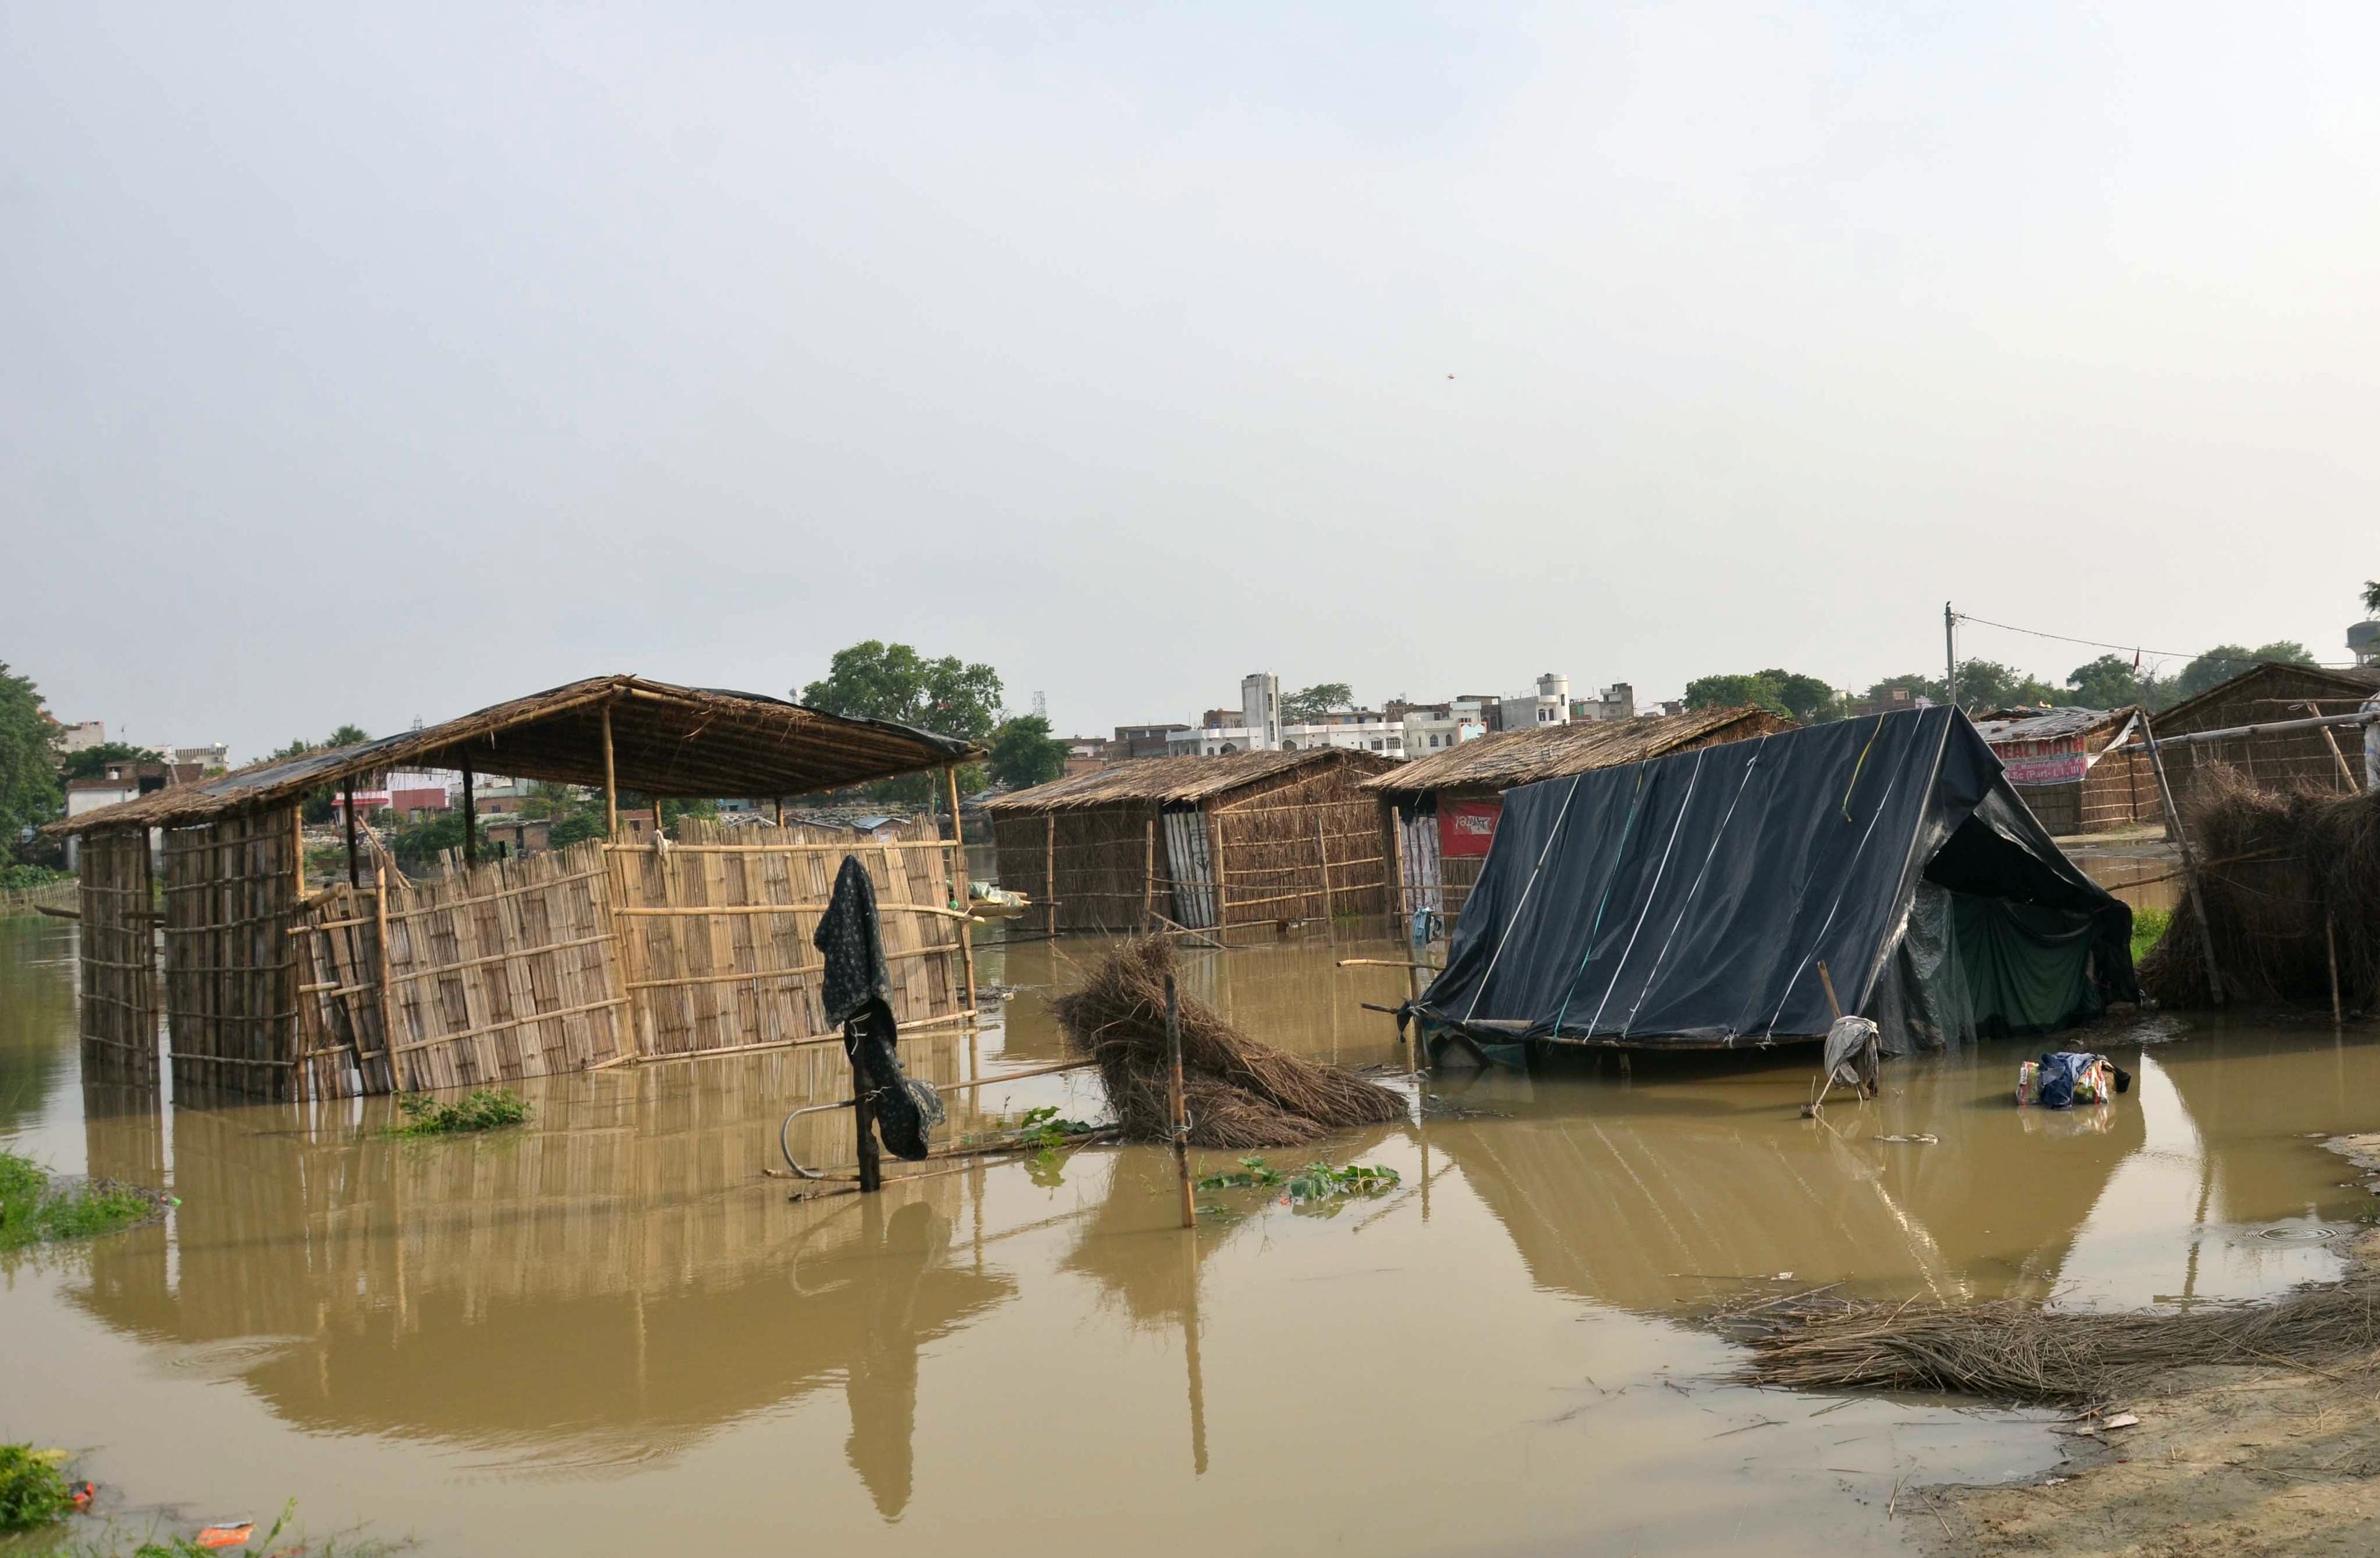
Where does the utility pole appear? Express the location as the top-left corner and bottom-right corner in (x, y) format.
(1944, 602), (1957, 711)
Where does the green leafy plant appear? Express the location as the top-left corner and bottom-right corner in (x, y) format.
(1196, 1154), (1287, 1192)
(0, 1151), (158, 1252)
(2130, 906), (2172, 966)
(0, 1443), (73, 1532)
(387, 1089), (531, 1137)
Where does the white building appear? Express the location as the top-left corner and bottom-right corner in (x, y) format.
(58, 720), (107, 753)
(162, 741), (232, 772)
(1240, 673), (1281, 751)
(1403, 711), (1486, 753)
(1574, 683), (1636, 723)
(1500, 673), (1571, 732)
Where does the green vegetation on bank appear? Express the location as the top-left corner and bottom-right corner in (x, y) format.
(387, 1089), (531, 1136)
(1, 1445), (75, 1533)
(2130, 906), (2172, 967)
(0, 1151), (158, 1253)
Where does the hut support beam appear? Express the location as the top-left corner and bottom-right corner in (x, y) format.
(1044, 813), (1057, 936)
(343, 780), (360, 887)
(460, 761), (477, 865)
(601, 702), (619, 839)
(2140, 710), (2225, 1007)
(945, 764), (976, 1012)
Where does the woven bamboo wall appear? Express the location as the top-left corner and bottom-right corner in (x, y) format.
(296, 840), (632, 1099)
(1211, 764), (1393, 926)
(607, 818), (971, 1062)
(990, 803), (1166, 935)
(163, 808), (302, 1099)
(77, 828), (159, 1082)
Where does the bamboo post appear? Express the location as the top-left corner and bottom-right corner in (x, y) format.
(1313, 812), (1335, 924)
(2310, 706), (2359, 790)
(601, 702), (619, 839)
(1166, 972), (1194, 1229)
(374, 864), (396, 1076)
(342, 780), (361, 887)
(2140, 712), (2225, 1006)
(1144, 817), (1157, 930)
(1817, 960), (1843, 1021)
(1388, 808), (1409, 942)
(1207, 807), (1228, 932)
(945, 764), (976, 1012)
(290, 807), (306, 898)
(2329, 911), (2345, 1025)
(774, 795), (785, 827)
(852, 1045), (883, 1193)
(460, 760), (477, 865)
(1044, 812), (1057, 936)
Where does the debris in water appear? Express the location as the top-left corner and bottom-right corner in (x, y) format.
(1874, 1134), (1938, 1145)
(1051, 937), (1406, 1148)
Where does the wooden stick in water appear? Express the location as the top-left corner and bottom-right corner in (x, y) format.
(1166, 972), (1194, 1229)
(2329, 910), (2345, 1025)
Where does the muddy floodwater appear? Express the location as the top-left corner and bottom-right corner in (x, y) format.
(4, 914), (2376, 1556)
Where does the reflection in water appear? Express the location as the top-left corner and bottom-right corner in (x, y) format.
(5, 923), (2380, 1555)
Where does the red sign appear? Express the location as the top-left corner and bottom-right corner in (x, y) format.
(1999, 737), (2089, 786)
(1439, 799), (1503, 857)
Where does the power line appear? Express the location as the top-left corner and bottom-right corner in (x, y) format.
(1952, 610), (2358, 670)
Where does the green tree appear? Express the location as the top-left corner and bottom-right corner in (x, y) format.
(1281, 683), (1354, 723)
(1683, 672), (1786, 717)
(1863, 672), (1946, 708)
(325, 724), (370, 750)
(60, 741), (165, 781)
(2363, 579), (2379, 616)
(987, 715), (1068, 790)
(2066, 655), (2141, 709)
(0, 664), (61, 851)
(1753, 669), (1844, 724)
(799, 642), (1003, 741)
(797, 641), (1001, 805)
(1949, 660), (2061, 712)
(2166, 641), (2315, 706)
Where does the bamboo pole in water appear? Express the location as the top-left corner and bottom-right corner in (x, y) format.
(946, 764), (976, 1011)
(2329, 911), (2345, 1025)
(601, 702), (619, 840)
(1166, 973), (1195, 1229)
(2140, 710), (2226, 1007)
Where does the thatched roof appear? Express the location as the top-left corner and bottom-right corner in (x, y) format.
(2153, 662), (2380, 732)
(1971, 706), (2136, 745)
(51, 675), (979, 836)
(981, 746), (1392, 815)
(1362, 707), (1794, 799)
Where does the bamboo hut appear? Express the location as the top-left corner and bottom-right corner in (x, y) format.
(2146, 662), (2380, 803)
(46, 675), (983, 1101)
(980, 748), (1396, 934)
(1362, 707), (1792, 931)
(1970, 706), (2161, 835)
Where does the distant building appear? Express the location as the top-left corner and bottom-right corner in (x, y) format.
(384, 769), (451, 820)
(1062, 735), (1110, 778)
(1499, 673), (1571, 733)
(57, 720), (107, 754)
(61, 760), (198, 870)
(1572, 683), (1635, 723)
(161, 741), (231, 772)
(2351, 619), (2379, 668)
(1111, 724), (1189, 761)
(472, 776), (536, 815)
(483, 816), (553, 856)
(1241, 673), (1282, 751)
(1849, 686), (1926, 720)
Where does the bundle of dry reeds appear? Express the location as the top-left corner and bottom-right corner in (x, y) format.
(2140, 768), (2379, 1011)
(1714, 1264), (2380, 1406)
(1051, 937), (1408, 1149)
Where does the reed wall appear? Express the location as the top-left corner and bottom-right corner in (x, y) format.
(162, 807), (303, 1099)
(76, 828), (158, 1083)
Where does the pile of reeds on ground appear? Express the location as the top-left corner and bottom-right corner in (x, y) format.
(1712, 1264), (2380, 1407)
(2140, 767), (2379, 1011)
(1051, 937), (1408, 1149)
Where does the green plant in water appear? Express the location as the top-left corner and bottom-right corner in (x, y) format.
(2130, 905), (2172, 966)
(0, 1151), (157, 1252)
(1195, 1154), (1286, 1192)
(0, 1443), (74, 1533)
(387, 1088), (531, 1137)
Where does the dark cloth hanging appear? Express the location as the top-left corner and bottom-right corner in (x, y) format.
(814, 855), (945, 1160)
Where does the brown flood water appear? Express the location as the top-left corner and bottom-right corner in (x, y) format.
(4, 913), (2377, 1556)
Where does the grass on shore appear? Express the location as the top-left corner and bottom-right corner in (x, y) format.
(2130, 905), (2172, 967)
(386, 1088), (530, 1137)
(0, 1152), (158, 1254)
(5, 1487), (407, 1556)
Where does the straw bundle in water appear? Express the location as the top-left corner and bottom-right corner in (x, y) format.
(1713, 1264), (2380, 1407)
(2140, 769), (2380, 1011)
(1051, 937), (1408, 1149)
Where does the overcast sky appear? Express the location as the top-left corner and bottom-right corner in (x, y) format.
(6, 3), (2376, 759)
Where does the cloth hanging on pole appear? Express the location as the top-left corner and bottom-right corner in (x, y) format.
(814, 855), (945, 1160)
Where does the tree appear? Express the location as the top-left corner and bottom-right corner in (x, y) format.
(0, 663), (61, 851)
(799, 642), (1003, 742)
(798, 642), (1003, 806)
(1281, 683), (1354, 724)
(2364, 579), (2379, 616)
(61, 741), (165, 781)
(2066, 655), (2142, 709)
(1754, 669), (1844, 724)
(987, 715), (1068, 790)
(262, 724), (372, 821)
(1683, 672), (1786, 717)
(1949, 660), (2060, 712)
(1864, 672), (1946, 708)
(2166, 641), (2315, 706)
(326, 724), (370, 750)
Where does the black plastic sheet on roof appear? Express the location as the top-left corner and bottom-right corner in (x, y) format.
(1415, 707), (2136, 1050)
